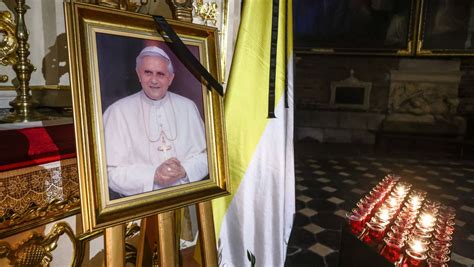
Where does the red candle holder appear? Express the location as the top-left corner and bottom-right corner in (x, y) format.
(385, 174), (401, 182)
(430, 240), (452, 253)
(393, 183), (411, 199)
(347, 211), (367, 236)
(403, 204), (421, 215)
(436, 218), (455, 229)
(396, 212), (415, 224)
(404, 248), (427, 267)
(362, 222), (387, 246)
(434, 224), (454, 236)
(429, 244), (450, 259)
(395, 215), (415, 228)
(440, 215), (455, 222)
(427, 251), (450, 266)
(381, 236), (405, 263)
(357, 199), (374, 214)
(438, 205), (455, 216)
(426, 258), (449, 267)
(411, 225), (433, 240)
(432, 232), (453, 244)
(410, 189), (427, 197)
(389, 225), (410, 238)
(422, 200), (440, 215)
(405, 199), (422, 210)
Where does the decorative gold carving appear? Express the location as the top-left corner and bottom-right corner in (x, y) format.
(126, 221), (140, 239)
(1, 0), (44, 122)
(0, 222), (76, 267)
(1, 196), (80, 234)
(193, 1), (218, 26)
(123, 0), (149, 12)
(125, 222), (140, 264)
(96, 0), (120, 9)
(97, 0), (149, 12)
(169, 0), (193, 22)
(0, 159), (80, 237)
(0, 10), (18, 83)
(74, 229), (104, 267)
(0, 222), (105, 266)
(0, 11), (17, 65)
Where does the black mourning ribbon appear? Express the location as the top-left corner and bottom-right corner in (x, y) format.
(153, 16), (223, 96)
(268, 0), (280, 118)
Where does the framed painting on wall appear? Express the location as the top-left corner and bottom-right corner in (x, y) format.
(294, 0), (418, 55)
(417, 0), (474, 56)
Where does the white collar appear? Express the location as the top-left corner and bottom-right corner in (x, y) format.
(140, 90), (170, 107)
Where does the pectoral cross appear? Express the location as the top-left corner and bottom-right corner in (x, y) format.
(158, 135), (172, 159)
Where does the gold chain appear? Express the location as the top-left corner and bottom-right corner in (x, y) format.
(141, 92), (178, 143)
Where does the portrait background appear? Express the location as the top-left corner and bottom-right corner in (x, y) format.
(96, 33), (205, 119)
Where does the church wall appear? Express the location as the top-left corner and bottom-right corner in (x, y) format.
(295, 55), (474, 144)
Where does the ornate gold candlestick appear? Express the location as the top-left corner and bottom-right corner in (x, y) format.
(170, 0), (193, 22)
(2, 0), (44, 122)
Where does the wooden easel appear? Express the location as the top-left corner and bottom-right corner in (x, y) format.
(104, 201), (217, 266)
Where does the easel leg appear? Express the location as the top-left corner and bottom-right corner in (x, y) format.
(197, 201), (218, 267)
(158, 211), (178, 267)
(105, 224), (125, 267)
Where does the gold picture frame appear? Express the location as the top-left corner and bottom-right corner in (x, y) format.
(65, 2), (229, 232)
(416, 0), (474, 56)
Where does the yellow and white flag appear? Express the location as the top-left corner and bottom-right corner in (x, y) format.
(213, 0), (295, 266)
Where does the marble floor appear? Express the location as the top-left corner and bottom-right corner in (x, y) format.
(285, 141), (474, 267)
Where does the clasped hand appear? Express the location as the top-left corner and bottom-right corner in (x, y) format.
(154, 157), (186, 186)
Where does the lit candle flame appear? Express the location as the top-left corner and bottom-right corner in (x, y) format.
(420, 213), (435, 228)
(411, 196), (420, 207)
(411, 239), (424, 253)
(379, 208), (390, 221)
(389, 197), (397, 207)
(396, 186), (406, 195)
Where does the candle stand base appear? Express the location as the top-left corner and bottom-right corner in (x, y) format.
(340, 224), (398, 267)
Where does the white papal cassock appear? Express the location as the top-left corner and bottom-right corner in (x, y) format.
(103, 90), (208, 197)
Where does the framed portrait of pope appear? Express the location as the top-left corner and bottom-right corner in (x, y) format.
(65, 2), (229, 232)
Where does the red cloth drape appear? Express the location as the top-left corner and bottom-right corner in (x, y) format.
(0, 124), (76, 171)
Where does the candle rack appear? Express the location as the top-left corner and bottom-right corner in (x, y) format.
(340, 175), (456, 267)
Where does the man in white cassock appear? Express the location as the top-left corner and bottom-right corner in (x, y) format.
(103, 46), (208, 199)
